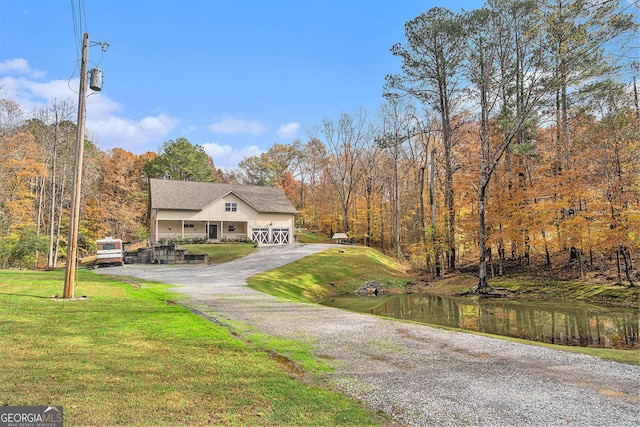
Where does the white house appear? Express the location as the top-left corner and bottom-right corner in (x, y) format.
(148, 178), (297, 245)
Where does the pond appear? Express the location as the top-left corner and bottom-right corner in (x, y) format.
(321, 293), (639, 349)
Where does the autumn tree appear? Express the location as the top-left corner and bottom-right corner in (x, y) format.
(308, 109), (376, 234)
(462, 1), (566, 291)
(74, 136), (102, 258)
(386, 7), (466, 270)
(87, 148), (147, 242)
(28, 99), (76, 268)
(376, 98), (419, 257)
(540, 0), (636, 172)
(0, 100), (48, 268)
(296, 139), (327, 230)
(237, 153), (278, 186)
(538, 0), (637, 269)
(238, 142), (301, 186)
(572, 82), (639, 285)
(399, 113), (439, 275)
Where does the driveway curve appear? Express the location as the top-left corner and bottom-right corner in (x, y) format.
(97, 244), (639, 426)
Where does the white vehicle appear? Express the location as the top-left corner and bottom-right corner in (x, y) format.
(95, 237), (124, 267)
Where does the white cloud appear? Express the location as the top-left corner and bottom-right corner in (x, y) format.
(201, 142), (262, 170)
(0, 58), (45, 78)
(85, 90), (178, 151)
(87, 113), (178, 151)
(208, 116), (268, 135)
(0, 76), (75, 113)
(86, 91), (124, 117)
(1, 58), (178, 152)
(276, 122), (300, 139)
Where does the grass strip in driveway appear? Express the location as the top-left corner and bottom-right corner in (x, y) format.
(181, 243), (256, 264)
(0, 269), (380, 426)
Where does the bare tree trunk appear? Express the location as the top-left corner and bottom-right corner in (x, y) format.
(444, 148), (456, 271)
(418, 166), (426, 246)
(621, 247), (635, 287)
(34, 174), (46, 267)
(53, 159), (68, 268)
(47, 144), (57, 269)
(633, 73), (639, 121)
(577, 249), (584, 278)
(393, 141), (400, 257)
(542, 229), (552, 266)
(379, 187), (385, 254)
(36, 175), (46, 235)
(472, 19), (491, 294)
(365, 177), (372, 247)
(616, 248), (623, 284)
(476, 185), (489, 292)
(489, 246), (495, 279)
(429, 149), (442, 278)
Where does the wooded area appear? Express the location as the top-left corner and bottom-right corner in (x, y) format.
(1, 0), (638, 287)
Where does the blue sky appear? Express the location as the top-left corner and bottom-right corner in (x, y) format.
(1, 0), (481, 170)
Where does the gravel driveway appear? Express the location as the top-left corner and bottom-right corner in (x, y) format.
(97, 244), (640, 426)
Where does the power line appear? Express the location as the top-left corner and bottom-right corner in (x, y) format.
(70, 0), (90, 64)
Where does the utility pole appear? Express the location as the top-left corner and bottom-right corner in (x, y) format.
(63, 32), (89, 299)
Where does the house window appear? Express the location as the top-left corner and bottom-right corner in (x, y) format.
(225, 202), (237, 212)
(184, 223), (194, 229)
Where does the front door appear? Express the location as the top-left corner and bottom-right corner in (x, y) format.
(208, 224), (218, 239)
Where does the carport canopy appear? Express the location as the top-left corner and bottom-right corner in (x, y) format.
(332, 232), (349, 243)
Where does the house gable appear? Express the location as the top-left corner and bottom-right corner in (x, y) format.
(199, 192), (258, 221)
(202, 190), (261, 214)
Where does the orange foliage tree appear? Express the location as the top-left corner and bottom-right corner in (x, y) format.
(85, 148), (148, 242)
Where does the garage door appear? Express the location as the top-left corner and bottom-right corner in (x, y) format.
(251, 228), (270, 244)
(271, 228), (290, 245)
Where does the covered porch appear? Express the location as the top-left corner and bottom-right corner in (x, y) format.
(153, 219), (248, 242)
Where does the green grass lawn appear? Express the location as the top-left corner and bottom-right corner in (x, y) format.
(294, 230), (333, 244)
(181, 243), (256, 263)
(0, 269), (380, 426)
(247, 246), (412, 302)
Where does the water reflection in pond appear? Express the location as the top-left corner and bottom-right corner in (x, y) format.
(321, 294), (639, 349)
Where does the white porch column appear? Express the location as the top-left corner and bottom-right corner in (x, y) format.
(290, 216), (294, 243)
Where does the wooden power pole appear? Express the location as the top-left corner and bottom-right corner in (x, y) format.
(63, 32), (89, 299)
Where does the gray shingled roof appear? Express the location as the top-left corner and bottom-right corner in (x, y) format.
(149, 178), (297, 214)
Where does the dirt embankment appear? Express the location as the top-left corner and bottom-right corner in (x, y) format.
(401, 266), (639, 308)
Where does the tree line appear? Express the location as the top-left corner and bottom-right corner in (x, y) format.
(1, 0), (638, 288)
